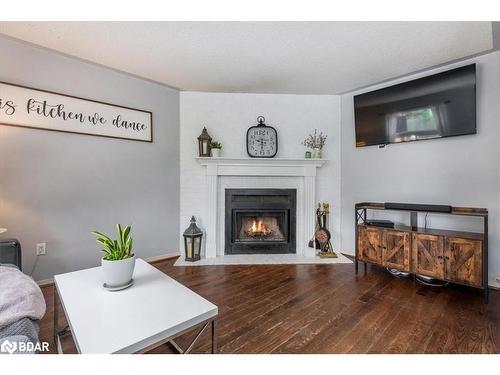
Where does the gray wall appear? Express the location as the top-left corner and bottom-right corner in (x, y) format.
(492, 22), (500, 50)
(340, 51), (500, 286)
(0, 36), (180, 280)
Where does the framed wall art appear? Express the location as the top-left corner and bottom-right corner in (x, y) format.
(0, 81), (153, 142)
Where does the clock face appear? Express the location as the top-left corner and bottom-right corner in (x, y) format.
(246, 125), (278, 158)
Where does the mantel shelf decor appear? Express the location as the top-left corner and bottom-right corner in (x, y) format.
(0, 81), (152, 142)
(197, 127), (212, 157)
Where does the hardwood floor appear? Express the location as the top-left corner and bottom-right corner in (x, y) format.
(39, 257), (500, 354)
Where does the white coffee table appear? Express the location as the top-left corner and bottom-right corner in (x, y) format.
(53, 258), (218, 354)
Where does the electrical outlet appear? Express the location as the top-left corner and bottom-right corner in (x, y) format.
(36, 243), (46, 256)
(495, 276), (500, 283)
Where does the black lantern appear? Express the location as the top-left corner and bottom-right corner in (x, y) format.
(197, 127), (212, 157)
(183, 216), (202, 261)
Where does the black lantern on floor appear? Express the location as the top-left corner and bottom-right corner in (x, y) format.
(197, 127), (212, 157)
(183, 216), (202, 261)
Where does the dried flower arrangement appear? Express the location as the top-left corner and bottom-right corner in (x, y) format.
(302, 129), (327, 150)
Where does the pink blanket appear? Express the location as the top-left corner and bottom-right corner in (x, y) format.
(0, 266), (46, 329)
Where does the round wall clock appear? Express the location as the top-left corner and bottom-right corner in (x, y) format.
(246, 116), (278, 158)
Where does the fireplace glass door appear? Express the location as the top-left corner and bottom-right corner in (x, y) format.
(235, 211), (287, 243)
(225, 188), (296, 254)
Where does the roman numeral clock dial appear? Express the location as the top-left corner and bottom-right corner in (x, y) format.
(246, 116), (278, 158)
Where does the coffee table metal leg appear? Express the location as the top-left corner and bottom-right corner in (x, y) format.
(53, 288), (71, 354)
(167, 318), (217, 354)
(168, 339), (185, 353)
(185, 321), (209, 354)
(212, 319), (217, 354)
(53, 289), (58, 350)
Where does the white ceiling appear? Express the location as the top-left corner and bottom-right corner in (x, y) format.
(0, 22), (493, 94)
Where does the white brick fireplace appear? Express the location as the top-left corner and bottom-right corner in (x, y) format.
(180, 92), (342, 261)
(196, 157), (326, 258)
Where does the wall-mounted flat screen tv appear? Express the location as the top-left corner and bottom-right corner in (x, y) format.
(354, 64), (476, 147)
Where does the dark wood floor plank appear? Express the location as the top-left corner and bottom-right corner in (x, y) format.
(271, 267), (390, 353)
(235, 276), (347, 353)
(217, 269), (332, 353)
(38, 258), (500, 354)
(403, 290), (450, 353)
(313, 274), (423, 353)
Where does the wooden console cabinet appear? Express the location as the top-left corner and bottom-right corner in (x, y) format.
(355, 202), (489, 302)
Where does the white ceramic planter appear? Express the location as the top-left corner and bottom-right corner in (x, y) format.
(211, 148), (221, 157)
(101, 255), (136, 287)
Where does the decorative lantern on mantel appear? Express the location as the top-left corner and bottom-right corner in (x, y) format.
(183, 216), (202, 261)
(197, 127), (212, 157)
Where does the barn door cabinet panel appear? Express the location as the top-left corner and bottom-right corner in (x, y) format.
(444, 237), (483, 287)
(357, 225), (383, 264)
(383, 229), (410, 272)
(411, 233), (445, 279)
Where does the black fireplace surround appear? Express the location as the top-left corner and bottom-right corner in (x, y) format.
(225, 188), (296, 254)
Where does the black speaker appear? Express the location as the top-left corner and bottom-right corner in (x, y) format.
(366, 219), (394, 228)
(0, 239), (22, 270)
(384, 202), (452, 213)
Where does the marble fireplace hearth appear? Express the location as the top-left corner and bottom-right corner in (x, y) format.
(174, 252), (353, 266)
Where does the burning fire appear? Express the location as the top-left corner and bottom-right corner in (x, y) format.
(247, 218), (272, 236)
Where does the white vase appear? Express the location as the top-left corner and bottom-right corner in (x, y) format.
(312, 148), (322, 159)
(211, 148), (221, 157)
(101, 255), (136, 287)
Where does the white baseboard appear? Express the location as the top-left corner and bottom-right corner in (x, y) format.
(36, 252), (180, 286)
(145, 252), (180, 263)
(37, 278), (54, 286)
(489, 279), (500, 290)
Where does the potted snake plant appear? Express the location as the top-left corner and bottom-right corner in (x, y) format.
(210, 141), (222, 157)
(92, 224), (135, 288)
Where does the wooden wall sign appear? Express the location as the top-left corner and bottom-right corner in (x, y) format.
(0, 81), (152, 142)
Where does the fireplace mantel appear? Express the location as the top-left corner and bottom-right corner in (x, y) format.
(196, 157), (327, 176)
(196, 157), (327, 258)
(196, 157), (327, 166)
